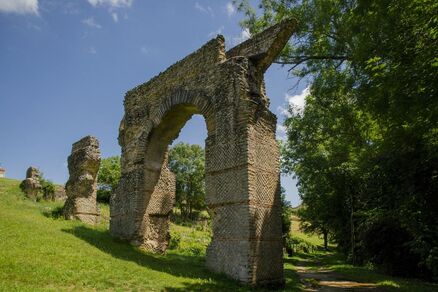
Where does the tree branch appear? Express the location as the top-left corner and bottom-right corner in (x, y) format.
(274, 55), (350, 71)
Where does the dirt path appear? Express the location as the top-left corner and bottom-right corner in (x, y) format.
(295, 260), (383, 291)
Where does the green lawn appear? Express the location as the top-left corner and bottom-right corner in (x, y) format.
(0, 178), (302, 291)
(1, 177), (436, 291)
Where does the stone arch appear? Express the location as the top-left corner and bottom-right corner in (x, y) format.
(110, 19), (297, 286)
(135, 95), (213, 253)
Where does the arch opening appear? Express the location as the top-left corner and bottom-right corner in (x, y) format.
(137, 102), (211, 253)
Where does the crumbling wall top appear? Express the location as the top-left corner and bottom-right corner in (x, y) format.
(226, 18), (297, 72)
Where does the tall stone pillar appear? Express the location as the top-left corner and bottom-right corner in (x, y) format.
(204, 96), (283, 287)
(63, 135), (101, 224)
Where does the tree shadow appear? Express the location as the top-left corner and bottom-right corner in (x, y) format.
(63, 225), (304, 291)
(42, 205), (64, 219)
(62, 226), (247, 291)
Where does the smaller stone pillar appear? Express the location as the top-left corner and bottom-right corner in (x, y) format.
(63, 136), (101, 224)
(20, 166), (42, 201)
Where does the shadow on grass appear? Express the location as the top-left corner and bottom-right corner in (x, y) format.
(286, 251), (438, 292)
(62, 226), (249, 291)
(63, 225), (303, 291)
(42, 205), (64, 219)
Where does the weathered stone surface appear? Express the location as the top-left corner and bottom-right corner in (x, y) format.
(63, 136), (101, 224)
(110, 19), (296, 287)
(54, 185), (67, 201)
(20, 166), (42, 201)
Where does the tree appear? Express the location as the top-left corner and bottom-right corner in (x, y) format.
(97, 156), (121, 203)
(237, 0), (438, 278)
(280, 187), (293, 243)
(168, 143), (206, 220)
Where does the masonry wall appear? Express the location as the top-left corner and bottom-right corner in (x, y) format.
(111, 19), (296, 287)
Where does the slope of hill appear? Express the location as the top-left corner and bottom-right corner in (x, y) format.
(1, 177), (436, 291)
(0, 178), (245, 291)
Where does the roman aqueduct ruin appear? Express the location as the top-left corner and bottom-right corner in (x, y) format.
(110, 19), (296, 286)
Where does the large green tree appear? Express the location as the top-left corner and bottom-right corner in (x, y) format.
(168, 143), (206, 220)
(97, 156), (121, 203)
(237, 0), (438, 278)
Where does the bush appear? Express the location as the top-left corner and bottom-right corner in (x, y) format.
(40, 179), (55, 201)
(360, 218), (426, 278)
(185, 245), (203, 256)
(168, 232), (181, 250)
(285, 234), (319, 256)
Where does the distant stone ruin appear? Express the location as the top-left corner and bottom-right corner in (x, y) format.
(53, 185), (67, 201)
(20, 166), (42, 201)
(63, 136), (101, 224)
(110, 19), (297, 286)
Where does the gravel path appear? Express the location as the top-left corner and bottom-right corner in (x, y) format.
(295, 261), (384, 291)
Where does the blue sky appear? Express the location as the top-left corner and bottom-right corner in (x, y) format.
(0, 0), (308, 206)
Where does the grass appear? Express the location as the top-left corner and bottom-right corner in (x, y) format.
(1, 177), (436, 291)
(0, 178), (303, 291)
(0, 178), (242, 291)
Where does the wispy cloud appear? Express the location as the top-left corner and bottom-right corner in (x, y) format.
(26, 22), (41, 31)
(63, 2), (80, 15)
(87, 0), (133, 8)
(140, 46), (148, 54)
(208, 26), (224, 38)
(111, 12), (118, 22)
(89, 46), (97, 54)
(87, 0), (131, 23)
(232, 28), (251, 45)
(277, 86), (310, 117)
(194, 2), (213, 17)
(0, 0), (38, 15)
(225, 2), (236, 17)
(82, 17), (102, 29)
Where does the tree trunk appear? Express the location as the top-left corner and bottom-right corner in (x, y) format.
(350, 191), (356, 265)
(323, 229), (328, 250)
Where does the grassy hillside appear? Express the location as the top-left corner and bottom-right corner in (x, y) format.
(0, 178), (301, 291)
(1, 177), (436, 291)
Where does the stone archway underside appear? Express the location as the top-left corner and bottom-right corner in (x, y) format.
(110, 19), (296, 286)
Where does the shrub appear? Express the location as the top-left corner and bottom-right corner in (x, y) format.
(40, 179), (55, 201)
(360, 218), (426, 278)
(168, 232), (181, 250)
(285, 234), (318, 256)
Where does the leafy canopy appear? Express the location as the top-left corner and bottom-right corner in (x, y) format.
(168, 143), (206, 220)
(237, 0), (438, 278)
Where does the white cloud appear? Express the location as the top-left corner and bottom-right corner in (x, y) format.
(194, 2), (213, 17)
(111, 12), (118, 22)
(276, 124), (287, 141)
(208, 26), (224, 37)
(0, 0), (38, 15)
(232, 28), (251, 45)
(278, 86), (310, 117)
(82, 17), (102, 29)
(225, 2), (236, 17)
(89, 46), (97, 54)
(87, 0), (132, 8)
